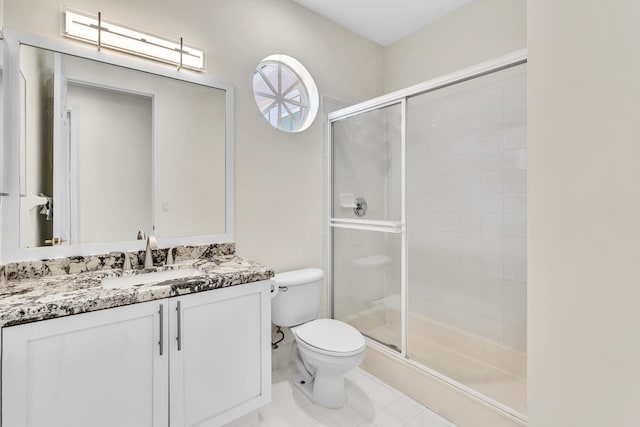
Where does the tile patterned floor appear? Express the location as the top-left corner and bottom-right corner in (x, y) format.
(258, 364), (457, 427)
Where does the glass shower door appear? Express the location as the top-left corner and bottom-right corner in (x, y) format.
(330, 102), (404, 352)
(405, 63), (528, 414)
(328, 56), (527, 419)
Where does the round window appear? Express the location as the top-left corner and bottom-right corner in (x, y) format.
(252, 54), (319, 133)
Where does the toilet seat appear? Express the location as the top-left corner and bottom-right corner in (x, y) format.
(293, 319), (365, 357)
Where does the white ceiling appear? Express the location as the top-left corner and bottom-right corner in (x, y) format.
(292, 0), (473, 46)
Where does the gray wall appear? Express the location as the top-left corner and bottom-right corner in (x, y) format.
(528, 1), (640, 426)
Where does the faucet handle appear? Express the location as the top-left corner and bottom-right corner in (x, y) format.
(166, 248), (174, 265)
(146, 235), (158, 250)
(123, 252), (132, 270)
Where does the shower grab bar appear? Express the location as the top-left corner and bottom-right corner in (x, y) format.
(331, 223), (403, 233)
(330, 219), (404, 234)
(331, 218), (403, 228)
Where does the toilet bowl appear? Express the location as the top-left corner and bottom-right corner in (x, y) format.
(271, 269), (365, 408)
(292, 318), (365, 408)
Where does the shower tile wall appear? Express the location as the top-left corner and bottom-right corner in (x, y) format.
(407, 69), (527, 351)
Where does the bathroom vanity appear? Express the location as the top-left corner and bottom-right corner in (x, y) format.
(0, 26), (268, 427)
(0, 245), (274, 427)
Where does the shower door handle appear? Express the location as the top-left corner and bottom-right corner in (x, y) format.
(330, 218), (404, 234)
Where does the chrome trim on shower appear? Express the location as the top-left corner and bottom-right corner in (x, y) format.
(353, 197), (367, 217)
(330, 218), (404, 234)
(400, 97), (407, 359)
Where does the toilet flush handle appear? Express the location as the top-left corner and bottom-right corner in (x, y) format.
(269, 282), (288, 299)
(270, 282), (279, 298)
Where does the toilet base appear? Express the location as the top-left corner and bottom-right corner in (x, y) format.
(293, 373), (314, 402)
(290, 322), (365, 409)
(293, 371), (347, 409)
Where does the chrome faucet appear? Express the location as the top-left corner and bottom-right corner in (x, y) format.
(123, 252), (132, 270)
(144, 235), (158, 268)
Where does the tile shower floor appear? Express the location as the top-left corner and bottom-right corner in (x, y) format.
(258, 364), (457, 427)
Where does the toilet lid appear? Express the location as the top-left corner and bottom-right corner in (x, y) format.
(294, 319), (365, 353)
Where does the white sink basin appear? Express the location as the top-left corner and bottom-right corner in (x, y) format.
(102, 267), (203, 289)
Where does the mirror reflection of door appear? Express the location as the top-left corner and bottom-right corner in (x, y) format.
(19, 45), (154, 246)
(19, 45), (54, 248)
(53, 52), (69, 245)
(64, 83), (153, 245)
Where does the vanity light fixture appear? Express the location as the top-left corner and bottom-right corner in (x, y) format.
(62, 7), (205, 71)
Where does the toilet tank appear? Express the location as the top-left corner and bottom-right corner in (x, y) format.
(271, 268), (323, 327)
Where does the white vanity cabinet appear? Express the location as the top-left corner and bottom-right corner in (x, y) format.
(169, 281), (271, 427)
(1, 280), (271, 427)
(2, 299), (169, 427)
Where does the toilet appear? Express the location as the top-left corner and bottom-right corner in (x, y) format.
(271, 268), (365, 409)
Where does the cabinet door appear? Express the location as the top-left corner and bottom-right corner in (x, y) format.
(2, 300), (169, 427)
(170, 281), (271, 427)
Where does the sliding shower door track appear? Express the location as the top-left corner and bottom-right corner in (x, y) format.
(362, 333), (401, 353)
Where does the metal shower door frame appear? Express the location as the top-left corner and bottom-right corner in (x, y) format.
(326, 48), (529, 422)
(327, 97), (408, 356)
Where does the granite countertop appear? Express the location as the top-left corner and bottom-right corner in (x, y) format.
(0, 255), (274, 328)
